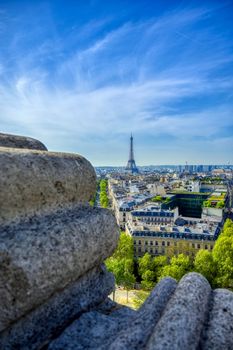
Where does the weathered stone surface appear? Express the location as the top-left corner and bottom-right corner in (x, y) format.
(0, 206), (119, 331)
(0, 265), (114, 350)
(94, 297), (121, 315)
(49, 306), (134, 350)
(106, 277), (177, 350)
(0, 132), (47, 150)
(0, 148), (96, 224)
(40, 273), (233, 350)
(49, 312), (125, 350)
(147, 273), (211, 350)
(48, 278), (176, 350)
(201, 289), (233, 350)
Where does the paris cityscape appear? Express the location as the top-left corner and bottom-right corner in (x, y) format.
(0, 0), (233, 349)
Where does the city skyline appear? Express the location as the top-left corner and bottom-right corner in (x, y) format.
(0, 0), (233, 165)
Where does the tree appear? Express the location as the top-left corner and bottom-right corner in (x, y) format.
(153, 255), (168, 278)
(99, 179), (109, 208)
(203, 200), (211, 207)
(138, 254), (168, 290)
(111, 232), (134, 260)
(216, 200), (224, 208)
(105, 232), (136, 301)
(158, 254), (192, 281)
(138, 253), (156, 290)
(212, 221), (233, 289)
(167, 241), (195, 258)
(152, 196), (163, 202)
(194, 250), (217, 286)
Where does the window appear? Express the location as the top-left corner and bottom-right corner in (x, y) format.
(138, 247), (141, 252)
(192, 243), (195, 248)
(197, 244), (200, 249)
(167, 242), (170, 246)
(150, 248), (153, 253)
(139, 240), (141, 245)
(205, 245), (208, 249)
(134, 240), (136, 245)
(150, 241), (153, 245)
(145, 241), (148, 245)
(155, 241), (158, 246)
(162, 241), (165, 246)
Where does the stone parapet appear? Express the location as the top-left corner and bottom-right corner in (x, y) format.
(0, 205), (118, 331)
(0, 265), (114, 350)
(48, 273), (233, 350)
(0, 132), (48, 150)
(0, 133), (119, 349)
(0, 148), (96, 224)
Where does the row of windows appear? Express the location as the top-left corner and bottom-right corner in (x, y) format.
(135, 218), (173, 224)
(134, 240), (213, 250)
(134, 245), (212, 254)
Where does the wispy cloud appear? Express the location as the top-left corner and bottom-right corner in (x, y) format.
(0, 1), (232, 164)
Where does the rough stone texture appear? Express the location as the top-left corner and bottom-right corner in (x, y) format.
(201, 289), (233, 350)
(147, 273), (211, 350)
(0, 206), (119, 331)
(0, 147), (96, 224)
(94, 298), (120, 315)
(47, 273), (233, 350)
(0, 265), (114, 350)
(0, 132), (48, 151)
(106, 277), (177, 350)
(49, 307), (134, 350)
(48, 278), (177, 350)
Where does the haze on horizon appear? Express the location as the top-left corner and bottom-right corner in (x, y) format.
(0, 0), (232, 166)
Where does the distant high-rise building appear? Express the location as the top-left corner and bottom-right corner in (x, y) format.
(125, 134), (138, 173)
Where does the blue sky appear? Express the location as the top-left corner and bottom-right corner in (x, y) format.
(0, 0), (233, 165)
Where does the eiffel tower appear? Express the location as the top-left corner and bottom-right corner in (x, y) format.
(125, 134), (139, 173)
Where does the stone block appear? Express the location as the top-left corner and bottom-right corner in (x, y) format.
(147, 273), (211, 350)
(0, 148), (96, 224)
(0, 206), (119, 331)
(0, 132), (47, 150)
(0, 265), (114, 350)
(201, 289), (233, 350)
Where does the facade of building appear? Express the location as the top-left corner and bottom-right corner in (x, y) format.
(125, 203), (221, 258)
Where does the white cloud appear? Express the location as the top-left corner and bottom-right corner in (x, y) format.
(0, 3), (232, 164)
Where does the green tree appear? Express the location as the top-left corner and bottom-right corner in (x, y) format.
(203, 200), (211, 207)
(194, 250), (217, 286)
(216, 200), (224, 208)
(212, 221), (233, 289)
(111, 231), (134, 260)
(152, 195), (163, 202)
(106, 232), (136, 300)
(153, 255), (168, 278)
(99, 179), (109, 208)
(159, 254), (192, 281)
(138, 254), (168, 290)
(138, 253), (154, 275)
(138, 253), (156, 290)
